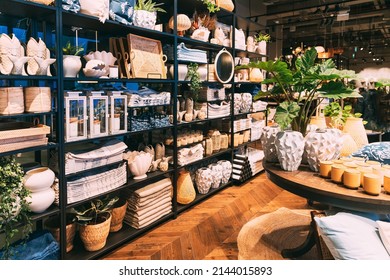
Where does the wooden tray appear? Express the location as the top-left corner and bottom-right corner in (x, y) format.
(127, 34), (167, 79)
(0, 121), (50, 140)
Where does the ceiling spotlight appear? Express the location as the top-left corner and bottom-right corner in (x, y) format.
(368, 50), (372, 54)
(360, 47), (364, 50)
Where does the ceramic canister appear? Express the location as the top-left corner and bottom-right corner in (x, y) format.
(384, 174), (390, 194)
(319, 161), (333, 178)
(357, 166), (373, 187)
(363, 173), (381, 196)
(331, 164), (345, 183)
(343, 168), (361, 189)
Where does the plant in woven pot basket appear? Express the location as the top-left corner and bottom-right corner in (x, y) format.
(71, 196), (118, 252)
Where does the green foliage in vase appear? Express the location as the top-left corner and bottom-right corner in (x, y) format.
(325, 102), (367, 127)
(135, 0), (166, 13)
(199, 0), (220, 13)
(235, 48), (359, 134)
(71, 195), (118, 225)
(62, 41), (84, 56)
(254, 33), (271, 43)
(0, 156), (32, 260)
(187, 63), (202, 100)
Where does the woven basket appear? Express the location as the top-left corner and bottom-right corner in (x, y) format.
(24, 87), (51, 113)
(79, 213), (112, 251)
(110, 199), (128, 232)
(0, 87), (24, 115)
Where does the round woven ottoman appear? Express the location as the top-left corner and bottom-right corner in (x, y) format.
(237, 207), (318, 260)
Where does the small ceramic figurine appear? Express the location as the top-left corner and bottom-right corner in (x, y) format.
(246, 36), (255, 52)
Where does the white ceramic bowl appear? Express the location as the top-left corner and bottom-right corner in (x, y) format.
(23, 167), (55, 192)
(26, 187), (55, 213)
(127, 152), (153, 180)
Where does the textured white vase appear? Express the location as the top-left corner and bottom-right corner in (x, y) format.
(132, 10), (157, 29)
(275, 130), (304, 171)
(217, 160), (233, 185)
(326, 128), (343, 159)
(195, 167), (213, 194)
(304, 129), (338, 172)
(260, 125), (281, 163)
(208, 163), (223, 189)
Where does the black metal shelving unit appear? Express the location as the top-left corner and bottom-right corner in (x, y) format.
(1, 0), (267, 260)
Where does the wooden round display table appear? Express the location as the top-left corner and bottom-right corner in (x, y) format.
(263, 161), (390, 259)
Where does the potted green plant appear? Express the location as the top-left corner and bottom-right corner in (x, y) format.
(186, 62), (202, 100)
(324, 102), (366, 130)
(62, 41), (84, 77)
(133, 0), (166, 29)
(254, 33), (271, 55)
(199, 0), (220, 13)
(237, 47), (358, 135)
(71, 195), (118, 251)
(0, 156), (32, 259)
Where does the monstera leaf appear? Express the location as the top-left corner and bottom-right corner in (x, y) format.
(274, 101), (301, 130)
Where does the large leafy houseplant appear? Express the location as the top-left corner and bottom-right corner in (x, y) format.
(0, 156), (32, 259)
(237, 48), (359, 135)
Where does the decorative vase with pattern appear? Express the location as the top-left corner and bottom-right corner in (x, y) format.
(343, 117), (368, 149)
(260, 124), (280, 163)
(195, 167), (213, 194)
(304, 129), (337, 172)
(177, 170), (196, 204)
(208, 163), (223, 189)
(340, 132), (358, 157)
(326, 128), (343, 159)
(132, 10), (157, 30)
(275, 130), (304, 171)
(217, 160), (232, 185)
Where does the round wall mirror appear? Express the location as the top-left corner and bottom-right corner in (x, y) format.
(214, 48), (234, 84)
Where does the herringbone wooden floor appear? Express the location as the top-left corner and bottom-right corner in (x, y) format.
(101, 172), (309, 260)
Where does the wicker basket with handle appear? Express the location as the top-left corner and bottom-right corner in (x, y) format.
(0, 87), (24, 115)
(24, 87), (51, 113)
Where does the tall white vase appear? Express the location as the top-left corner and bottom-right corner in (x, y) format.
(275, 130), (304, 171)
(261, 125), (280, 163)
(304, 129), (338, 172)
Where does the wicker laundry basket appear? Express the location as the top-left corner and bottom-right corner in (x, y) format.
(24, 87), (51, 113)
(0, 87), (24, 115)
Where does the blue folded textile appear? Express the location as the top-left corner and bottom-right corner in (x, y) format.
(0, 231), (59, 260)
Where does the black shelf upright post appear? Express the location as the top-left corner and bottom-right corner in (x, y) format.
(172, 0), (178, 219)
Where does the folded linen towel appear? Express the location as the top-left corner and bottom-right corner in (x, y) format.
(126, 200), (172, 222)
(127, 187), (172, 207)
(131, 178), (172, 199)
(124, 205), (172, 229)
(127, 195), (172, 216)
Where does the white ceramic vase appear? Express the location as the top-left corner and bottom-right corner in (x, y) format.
(275, 130), (304, 171)
(63, 55), (82, 77)
(23, 166), (55, 192)
(218, 160), (233, 185)
(326, 128), (343, 159)
(195, 167), (213, 194)
(26, 187), (55, 213)
(260, 124), (281, 163)
(197, 64), (208, 81)
(125, 151), (153, 179)
(256, 41), (267, 55)
(132, 10), (157, 29)
(208, 163), (223, 189)
(304, 129), (338, 172)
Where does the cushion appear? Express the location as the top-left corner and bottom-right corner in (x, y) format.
(314, 212), (390, 260)
(351, 142), (390, 165)
(377, 220), (390, 256)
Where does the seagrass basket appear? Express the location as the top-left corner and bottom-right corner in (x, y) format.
(0, 87), (24, 115)
(110, 198), (128, 232)
(79, 213), (112, 251)
(24, 87), (51, 113)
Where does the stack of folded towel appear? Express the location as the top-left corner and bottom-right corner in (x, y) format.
(123, 178), (173, 229)
(177, 43), (208, 63)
